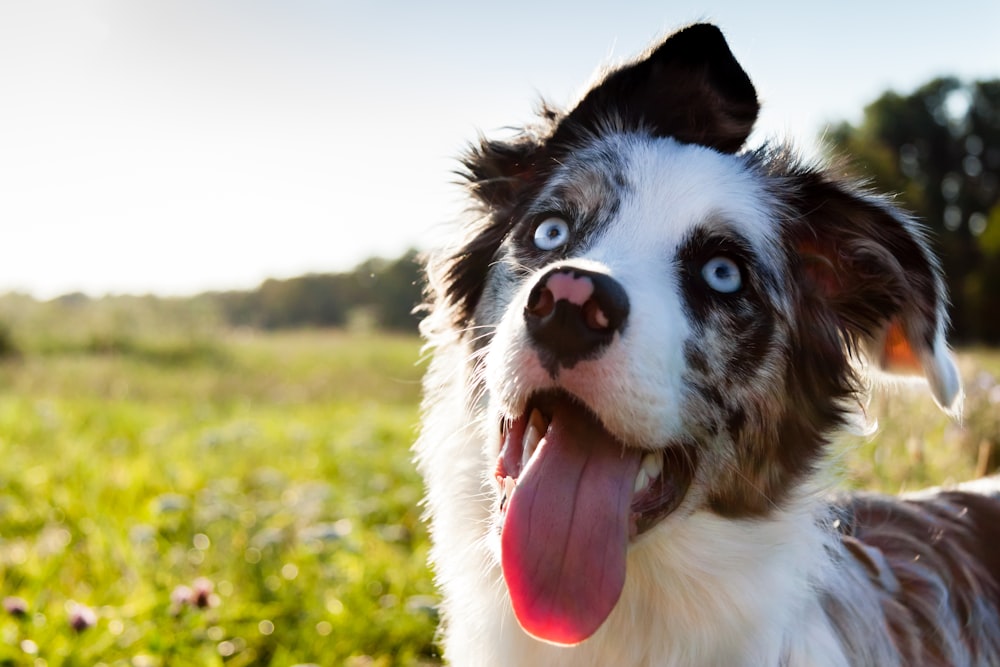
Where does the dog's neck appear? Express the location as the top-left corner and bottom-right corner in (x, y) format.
(482, 494), (874, 667)
(420, 352), (884, 667)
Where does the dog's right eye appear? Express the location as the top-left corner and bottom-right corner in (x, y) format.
(533, 217), (570, 251)
(701, 256), (742, 293)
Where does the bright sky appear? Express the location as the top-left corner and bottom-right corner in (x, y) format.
(1, 1), (998, 298)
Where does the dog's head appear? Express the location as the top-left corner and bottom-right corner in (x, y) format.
(423, 23), (961, 646)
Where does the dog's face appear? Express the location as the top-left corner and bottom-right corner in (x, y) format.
(423, 24), (961, 648)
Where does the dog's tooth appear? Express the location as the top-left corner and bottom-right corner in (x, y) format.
(641, 452), (663, 481)
(529, 408), (548, 435)
(522, 422), (541, 465)
(634, 468), (650, 494)
(499, 475), (516, 511)
(522, 410), (545, 467)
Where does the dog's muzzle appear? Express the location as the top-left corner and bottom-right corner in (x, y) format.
(524, 266), (629, 371)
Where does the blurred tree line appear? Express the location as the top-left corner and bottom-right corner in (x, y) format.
(202, 249), (423, 332)
(829, 76), (1000, 343)
(0, 250), (424, 358)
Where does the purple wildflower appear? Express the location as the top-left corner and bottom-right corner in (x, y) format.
(3, 596), (27, 617)
(68, 602), (97, 632)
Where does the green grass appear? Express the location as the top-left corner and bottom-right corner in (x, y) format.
(836, 352), (998, 494)
(2, 325), (1000, 666)
(0, 331), (437, 666)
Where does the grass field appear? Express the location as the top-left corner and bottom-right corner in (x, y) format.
(1, 325), (999, 665)
(0, 330), (437, 666)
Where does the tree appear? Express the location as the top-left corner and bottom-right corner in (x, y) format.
(205, 249), (424, 333)
(828, 77), (1000, 342)
(350, 249), (424, 332)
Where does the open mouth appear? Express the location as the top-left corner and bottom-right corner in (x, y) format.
(494, 389), (694, 646)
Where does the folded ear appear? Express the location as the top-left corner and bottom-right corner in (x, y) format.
(554, 23), (759, 153)
(438, 132), (544, 327)
(875, 312), (961, 414)
(787, 174), (961, 414)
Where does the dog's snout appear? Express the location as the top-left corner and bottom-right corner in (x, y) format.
(525, 266), (629, 369)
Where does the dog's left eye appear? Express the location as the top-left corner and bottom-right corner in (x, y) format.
(533, 217), (570, 251)
(701, 256), (742, 293)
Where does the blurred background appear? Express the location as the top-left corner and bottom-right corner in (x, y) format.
(0, 1), (998, 665)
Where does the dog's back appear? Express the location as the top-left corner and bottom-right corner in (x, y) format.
(824, 482), (1000, 664)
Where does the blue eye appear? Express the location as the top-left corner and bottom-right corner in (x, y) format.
(533, 217), (570, 251)
(701, 257), (742, 293)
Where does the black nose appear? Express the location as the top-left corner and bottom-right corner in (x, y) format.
(524, 266), (629, 371)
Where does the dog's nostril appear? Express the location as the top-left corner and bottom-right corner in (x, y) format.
(584, 274), (629, 334)
(527, 287), (556, 319)
(583, 299), (611, 330)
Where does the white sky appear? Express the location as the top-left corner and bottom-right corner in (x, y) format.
(1, 1), (998, 298)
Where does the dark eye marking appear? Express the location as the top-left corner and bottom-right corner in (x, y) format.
(509, 158), (627, 261)
(677, 227), (755, 305)
(677, 226), (778, 380)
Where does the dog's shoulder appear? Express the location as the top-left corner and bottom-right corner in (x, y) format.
(827, 479), (1000, 663)
(833, 478), (1000, 593)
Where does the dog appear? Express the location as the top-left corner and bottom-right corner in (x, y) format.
(415, 23), (1000, 666)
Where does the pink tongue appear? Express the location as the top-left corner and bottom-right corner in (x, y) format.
(501, 401), (641, 645)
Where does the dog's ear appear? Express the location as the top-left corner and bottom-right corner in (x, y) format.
(553, 23), (759, 153)
(788, 175), (961, 413)
(438, 133), (546, 327)
(462, 133), (544, 213)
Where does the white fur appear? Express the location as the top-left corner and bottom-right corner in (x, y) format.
(493, 501), (852, 667)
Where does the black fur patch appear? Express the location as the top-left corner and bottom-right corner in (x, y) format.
(551, 24), (759, 153)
